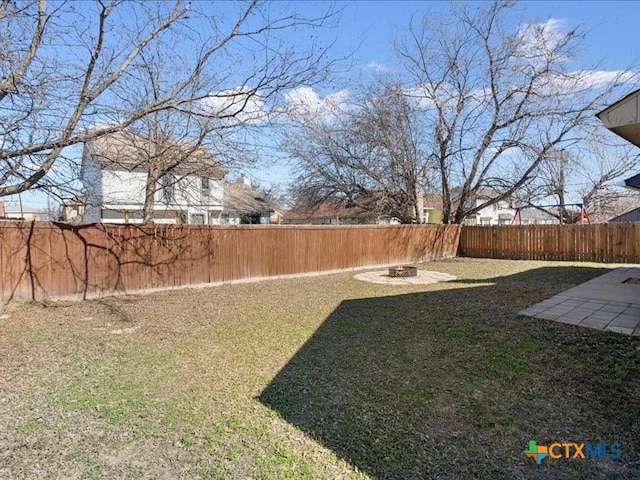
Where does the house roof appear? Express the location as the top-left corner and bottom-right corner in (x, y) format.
(624, 172), (640, 190)
(518, 207), (558, 222)
(596, 88), (640, 118)
(423, 193), (443, 210)
(223, 182), (274, 214)
(87, 131), (226, 178)
(596, 88), (640, 147)
(609, 206), (640, 223)
(283, 201), (378, 221)
(450, 187), (513, 211)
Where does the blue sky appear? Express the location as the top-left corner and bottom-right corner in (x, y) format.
(339, 1), (640, 73)
(250, 0), (640, 186)
(7, 0), (640, 211)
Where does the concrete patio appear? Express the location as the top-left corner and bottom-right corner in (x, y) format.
(519, 267), (640, 335)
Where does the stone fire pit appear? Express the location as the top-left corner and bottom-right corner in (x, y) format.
(354, 268), (456, 285)
(388, 265), (418, 277)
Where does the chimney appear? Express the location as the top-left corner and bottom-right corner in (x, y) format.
(0, 200), (4, 218)
(239, 174), (251, 187)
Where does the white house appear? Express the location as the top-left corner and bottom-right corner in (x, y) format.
(81, 132), (226, 224)
(461, 189), (516, 226)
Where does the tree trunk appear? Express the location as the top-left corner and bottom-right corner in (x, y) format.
(142, 171), (160, 224)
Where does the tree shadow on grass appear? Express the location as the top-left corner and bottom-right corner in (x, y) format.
(259, 266), (639, 479)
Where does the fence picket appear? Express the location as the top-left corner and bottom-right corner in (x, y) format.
(459, 223), (640, 264)
(0, 222), (461, 302)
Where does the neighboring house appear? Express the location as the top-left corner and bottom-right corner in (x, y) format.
(513, 207), (560, 225)
(607, 174), (640, 223)
(587, 191), (640, 223)
(610, 207), (640, 222)
(269, 209), (285, 225)
(1, 200), (48, 221)
(283, 201), (400, 225)
(610, 173), (640, 222)
(81, 132), (225, 224)
(421, 194), (443, 224)
(458, 189), (516, 226)
(60, 200), (85, 222)
(221, 177), (277, 224)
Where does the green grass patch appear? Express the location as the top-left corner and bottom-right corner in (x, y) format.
(1, 258), (637, 479)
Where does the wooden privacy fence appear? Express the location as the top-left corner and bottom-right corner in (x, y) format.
(0, 222), (461, 302)
(460, 223), (640, 263)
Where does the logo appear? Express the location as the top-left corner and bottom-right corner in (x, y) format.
(524, 440), (548, 465)
(524, 440), (622, 464)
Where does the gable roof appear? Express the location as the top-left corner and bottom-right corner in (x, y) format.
(223, 182), (274, 214)
(609, 206), (640, 223)
(85, 131), (226, 178)
(283, 201), (377, 221)
(596, 88), (640, 147)
(423, 193), (443, 210)
(596, 88), (640, 117)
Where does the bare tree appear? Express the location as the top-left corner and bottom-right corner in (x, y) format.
(259, 182), (291, 211)
(397, 0), (638, 223)
(285, 83), (430, 223)
(0, 1), (338, 207)
(513, 122), (640, 222)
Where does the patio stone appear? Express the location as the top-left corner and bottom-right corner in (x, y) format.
(554, 316), (583, 325)
(536, 311), (562, 321)
(535, 301), (562, 310)
(562, 308), (595, 321)
(521, 267), (640, 336)
(599, 304), (628, 314)
(621, 307), (640, 317)
(608, 301), (632, 307)
(606, 326), (635, 335)
(544, 305), (577, 316)
(579, 317), (611, 329)
(609, 315), (640, 329)
(584, 311), (620, 322)
(582, 300), (608, 310)
(542, 296), (568, 306)
(558, 299), (587, 308)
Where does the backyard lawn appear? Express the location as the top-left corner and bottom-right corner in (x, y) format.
(0, 258), (638, 479)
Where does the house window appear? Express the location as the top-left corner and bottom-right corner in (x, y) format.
(240, 213), (260, 224)
(422, 208), (430, 223)
(161, 173), (175, 202)
(101, 209), (143, 220)
(201, 177), (210, 199)
(190, 213), (205, 224)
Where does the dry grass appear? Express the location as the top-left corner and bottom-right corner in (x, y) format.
(0, 258), (638, 479)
